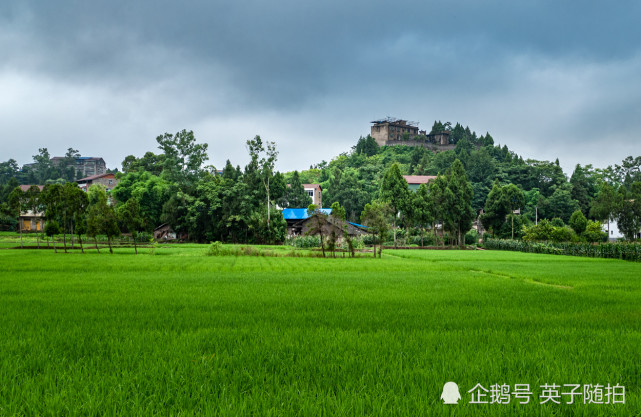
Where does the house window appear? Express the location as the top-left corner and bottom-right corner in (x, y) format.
(108, 179), (113, 185)
(306, 190), (314, 197)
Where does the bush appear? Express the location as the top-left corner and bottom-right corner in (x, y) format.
(465, 230), (479, 245)
(584, 220), (608, 243)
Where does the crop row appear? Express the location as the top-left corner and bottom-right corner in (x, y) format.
(484, 238), (641, 262)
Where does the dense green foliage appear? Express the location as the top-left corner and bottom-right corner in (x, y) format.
(1, 122), (641, 243)
(0, 247), (639, 415)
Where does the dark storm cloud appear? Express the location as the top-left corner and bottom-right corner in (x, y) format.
(1, 1), (640, 172)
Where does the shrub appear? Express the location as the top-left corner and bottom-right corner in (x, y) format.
(465, 230), (479, 245)
(569, 210), (588, 235)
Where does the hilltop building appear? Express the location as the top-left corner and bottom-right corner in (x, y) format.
(370, 118), (454, 151)
(51, 156), (107, 178)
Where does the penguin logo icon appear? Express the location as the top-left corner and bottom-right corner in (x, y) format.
(441, 382), (461, 404)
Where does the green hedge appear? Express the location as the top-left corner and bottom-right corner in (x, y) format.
(485, 239), (641, 262)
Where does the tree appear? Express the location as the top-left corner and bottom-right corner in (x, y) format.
(117, 197), (145, 254)
(361, 201), (391, 258)
(246, 136), (278, 228)
(590, 182), (620, 236)
(8, 187), (26, 248)
(41, 184), (64, 250)
(44, 220), (61, 253)
(354, 135), (379, 157)
(616, 182), (641, 241)
(584, 220), (607, 243)
(62, 148), (81, 181)
(569, 210), (588, 236)
(87, 185), (120, 253)
(330, 201), (354, 257)
(306, 204), (327, 257)
(282, 171), (312, 208)
(31, 148), (54, 184)
(156, 129), (208, 186)
(412, 183), (434, 247)
(446, 159), (475, 247)
(327, 201), (347, 257)
(570, 164), (597, 216)
(501, 184), (525, 239)
(64, 184), (88, 251)
(429, 174), (454, 246)
(380, 163), (410, 247)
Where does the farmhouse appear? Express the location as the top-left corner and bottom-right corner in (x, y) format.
(303, 184), (323, 207)
(17, 185), (45, 232)
(283, 208), (332, 235)
(77, 173), (119, 192)
(283, 208), (368, 239)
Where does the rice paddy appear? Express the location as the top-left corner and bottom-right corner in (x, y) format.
(0, 243), (639, 416)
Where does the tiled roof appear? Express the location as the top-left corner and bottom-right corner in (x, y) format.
(19, 185), (45, 192)
(403, 175), (437, 184)
(76, 173), (114, 182)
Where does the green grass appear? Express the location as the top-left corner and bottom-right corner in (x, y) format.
(0, 245), (640, 416)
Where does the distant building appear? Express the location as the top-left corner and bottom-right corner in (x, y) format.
(370, 118), (454, 151)
(51, 156), (107, 178)
(76, 173), (118, 192)
(303, 184), (323, 207)
(371, 118), (420, 146)
(403, 175), (437, 192)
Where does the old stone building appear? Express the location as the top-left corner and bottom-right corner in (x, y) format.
(51, 156), (107, 178)
(370, 118), (454, 150)
(370, 118), (420, 146)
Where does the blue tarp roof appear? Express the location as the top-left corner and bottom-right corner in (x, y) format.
(348, 222), (368, 229)
(282, 208), (332, 220)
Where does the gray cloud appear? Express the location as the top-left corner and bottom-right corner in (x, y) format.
(1, 1), (640, 174)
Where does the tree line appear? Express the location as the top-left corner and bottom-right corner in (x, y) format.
(1, 122), (640, 247)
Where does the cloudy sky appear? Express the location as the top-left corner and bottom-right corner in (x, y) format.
(1, 1), (640, 175)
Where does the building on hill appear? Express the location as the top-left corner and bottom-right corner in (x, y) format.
(371, 118), (420, 145)
(370, 118), (455, 151)
(403, 175), (437, 191)
(51, 156), (107, 178)
(76, 173), (118, 192)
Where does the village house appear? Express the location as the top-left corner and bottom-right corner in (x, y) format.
(282, 208), (368, 240)
(17, 185), (45, 232)
(76, 173), (119, 192)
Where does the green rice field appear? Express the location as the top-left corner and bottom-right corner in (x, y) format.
(0, 243), (639, 416)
